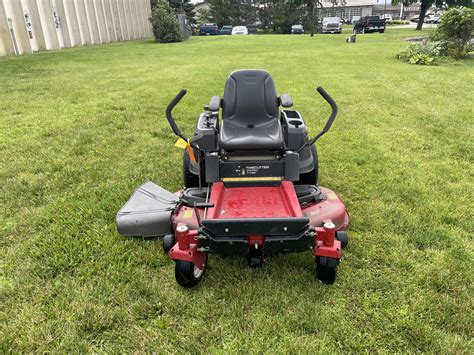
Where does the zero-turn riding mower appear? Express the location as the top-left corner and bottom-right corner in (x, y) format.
(116, 69), (349, 288)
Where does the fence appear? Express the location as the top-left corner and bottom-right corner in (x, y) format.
(0, 0), (153, 56)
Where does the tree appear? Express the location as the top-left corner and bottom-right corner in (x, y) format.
(208, 0), (257, 27)
(197, 8), (212, 24)
(168, 0), (196, 27)
(271, 0), (305, 34)
(433, 7), (474, 59)
(392, 0), (473, 31)
(150, 0), (183, 43)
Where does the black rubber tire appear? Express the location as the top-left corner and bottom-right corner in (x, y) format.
(379, 30), (385, 34)
(336, 231), (349, 249)
(183, 149), (206, 188)
(162, 234), (175, 254)
(316, 256), (338, 284)
(175, 258), (206, 288)
(297, 145), (319, 185)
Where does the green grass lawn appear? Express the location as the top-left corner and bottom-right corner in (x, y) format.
(1, 29), (473, 352)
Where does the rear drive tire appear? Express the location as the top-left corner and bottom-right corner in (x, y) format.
(183, 149), (206, 188)
(297, 145), (319, 185)
(175, 258), (207, 288)
(316, 256), (338, 284)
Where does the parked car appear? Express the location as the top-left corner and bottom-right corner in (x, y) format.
(410, 15), (419, 23)
(246, 24), (257, 34)
(425, 15), (440, 24)
(380, 14), (392, 21)
(232, 26), (248, 35)
(219, 25), (233, 35)
(291, 24), (304, 34)
(321, 17), (342, 34)
(199, 23), (219, 36)
(351, 16), (361, 25)
(354, 16), (386, 33)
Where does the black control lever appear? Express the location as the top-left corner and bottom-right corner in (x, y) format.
(165, 90), (201, 151)
(297, 87), (338, 153)
(165, 89), (188, 141)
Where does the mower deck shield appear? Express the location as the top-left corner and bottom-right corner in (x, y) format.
(202, 181), (309, 237)
(116, 181), (179, 237)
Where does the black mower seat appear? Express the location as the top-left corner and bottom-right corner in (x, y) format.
(219, 70), (284, 151)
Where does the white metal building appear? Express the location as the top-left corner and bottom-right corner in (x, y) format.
(0, 0), (153, 56)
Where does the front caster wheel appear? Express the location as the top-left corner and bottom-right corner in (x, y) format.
(335, 231), (349, 249)
(175, 258), (207, 288)
(316, 256), (338, 284)
(162, 234), (175, 254)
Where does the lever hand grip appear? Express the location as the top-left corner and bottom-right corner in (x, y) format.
(316, 86), (338, 134)
(296, 87), (338, 153)
(165, 89), (188, 141)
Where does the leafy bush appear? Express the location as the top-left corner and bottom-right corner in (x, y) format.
(431, 8), (473, 59)
(396, 42), (443, 65)
(150, 0), (183, 43)
(408, 53), (434, 65)
(387, 20), (410, 25)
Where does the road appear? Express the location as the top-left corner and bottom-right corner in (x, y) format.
(389, 23), (438, 29)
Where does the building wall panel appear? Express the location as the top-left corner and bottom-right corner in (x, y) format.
(84, 0), (100, 44)
(53, 0), (71, 48)
(63, 0), (81, 47)
(74, 0), (91, 45)
(109, 0), (123, 41)
(37, 0), (60, 50)
(117, 0), (129, 40)
(122, 0), (133, 40)
(3, 0), (32, 54)
(101, 0), (116, 42)
(145, 0), (153, 37)
(94, 0), (108, 43)
(0, 0), (15, 55)
(20, 0), (46, 52)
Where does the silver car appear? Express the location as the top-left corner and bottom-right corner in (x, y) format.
(322, 17), (342, 34)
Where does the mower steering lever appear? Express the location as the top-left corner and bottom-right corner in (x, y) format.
(165, 89), (201, 150)
(297, 87), (338, 153)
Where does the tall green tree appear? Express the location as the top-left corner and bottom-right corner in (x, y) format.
(208, 0), (257, 27)
(197, 8), (212, 24)
(168, 0), (196, 27)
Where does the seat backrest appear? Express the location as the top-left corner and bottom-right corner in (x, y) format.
(222, 70), (279, 127)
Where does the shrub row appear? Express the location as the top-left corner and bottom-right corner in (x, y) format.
(396, 8), (473, 65)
